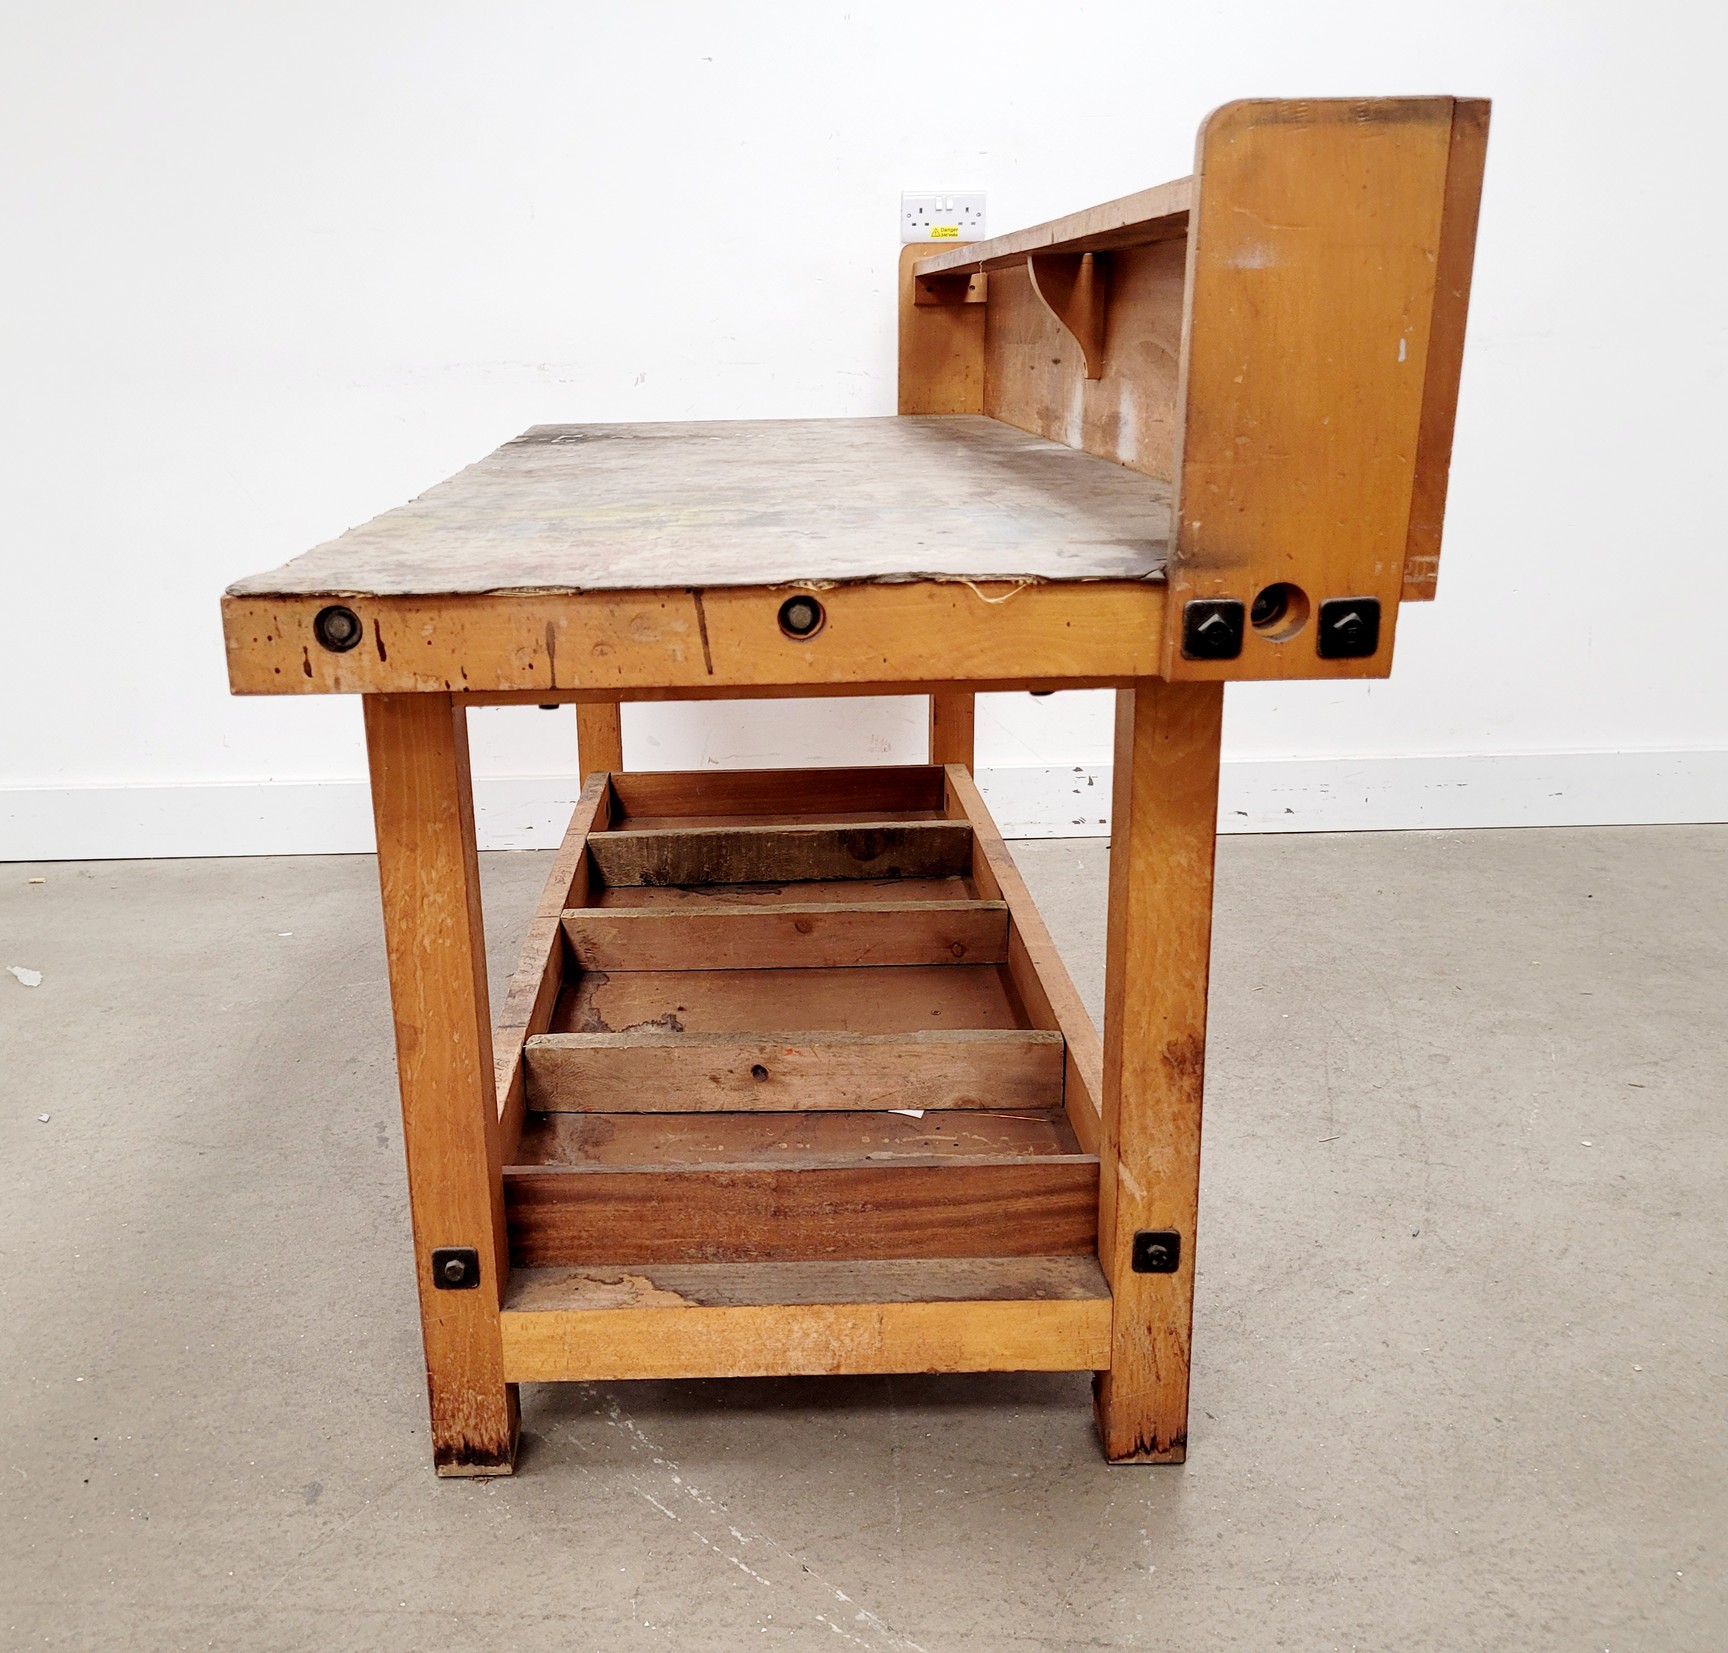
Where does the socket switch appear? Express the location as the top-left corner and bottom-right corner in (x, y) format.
(901, 191), (986, 244)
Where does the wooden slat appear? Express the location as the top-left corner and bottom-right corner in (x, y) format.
(1403, 98), (1491, 601)
(505, 1159), (1098, 1265)
(596, 874), (970, 910)
(363, 693), (516, 1476)
(1094, 680), (1224, 1464)
(500, 1257), (1113, 1380)
(609, 764), (945, 823)
(492, 773), (611, 1163)
(944, 765), (1104, 1155)
(525, 1027), (1064, 1113)
(513, 1106), (1083, 1168)
(587, 819), (973, 887)
(557, 961), (1020, 1036)
(560, 899), (1007, 971)
(913, 178), (1192, 277)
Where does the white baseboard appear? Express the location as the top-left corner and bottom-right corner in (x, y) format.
(978, 749), (1728, 837)
(2, 750), (1724, 861)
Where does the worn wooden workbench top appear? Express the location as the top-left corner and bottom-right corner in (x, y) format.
(228, 415), (1171, 598)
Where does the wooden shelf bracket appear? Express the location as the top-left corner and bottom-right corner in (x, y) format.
(1027, 251), (1108, 379)
(912, 270), (988, 307)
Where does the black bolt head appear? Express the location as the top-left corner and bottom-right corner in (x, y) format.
(1130, 1230), (1183, 1274)
(1180, 599), (1245, 661)
(313, 605), (363, 653)
(778, 595), (825, 639)
(430, 1247), (480, 1290)
(1316, 596), (1382, 660)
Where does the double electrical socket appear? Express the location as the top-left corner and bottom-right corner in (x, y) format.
(900, 191), (986, 244)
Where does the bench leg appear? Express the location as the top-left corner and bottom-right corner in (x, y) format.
(577, 702), (624, 779)
(364, 693), (518, 1475)
(1094, 679), (1223, 1462)
(929, 691), (976, 768)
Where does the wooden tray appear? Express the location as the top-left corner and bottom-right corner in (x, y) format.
(490, 763), (1113, 1382)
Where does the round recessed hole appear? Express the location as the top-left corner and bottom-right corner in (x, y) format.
(1249, 582), (1309, 642)
(313, 604), (364, 653)
(750, 1063), (770, 1082)
(777, 594), (826, 640)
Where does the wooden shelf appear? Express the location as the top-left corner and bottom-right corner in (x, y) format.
(489, 761), (1111, 1381)
(912, 177), (1193, 279)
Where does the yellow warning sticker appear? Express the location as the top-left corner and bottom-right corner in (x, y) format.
(930, 225), (960, 238)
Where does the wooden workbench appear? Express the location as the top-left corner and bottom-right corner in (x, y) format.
(222, 96), (1488, 1474)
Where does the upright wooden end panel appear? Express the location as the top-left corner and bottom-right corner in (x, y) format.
(1163, 97), (1487, 680)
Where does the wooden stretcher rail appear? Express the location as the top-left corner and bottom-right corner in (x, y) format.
(500, 1258), (1113, 1381)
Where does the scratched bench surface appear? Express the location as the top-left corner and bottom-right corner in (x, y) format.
(227, 415), (1172, 599)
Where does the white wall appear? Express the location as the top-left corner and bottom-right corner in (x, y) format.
(2, 1), (1724, 858)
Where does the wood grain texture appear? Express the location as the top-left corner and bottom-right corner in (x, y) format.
(561, 900), (1008, 971)
(914, 178), (1191, 277)
(524, 1027), (1064, 1113)
(610, 764), (945, 824)
(587, 819), (974, 887)
(1163, 97), (1463, 680)
(492, 772), (610, 1163)
(513, 1106), (1084, 1168)
(984, 241), (1187, 480)
(596, 875), (971, 910)
(558, 961), (1020, 1045)
(1094, 680), (1224, 1463)
(225, 578), (1167, 697)
(505, 1158), (1098, 1265)
(500, 1260), (1113, 1380)
(575, 703), (623, 776)
(944, 765), (1105, 1155)
(899, 245), (985, 414)
(501, 1271), (1105, 1388)
(509, 1255), (1109, 1306)
(928, 691), (976, 768)
(363, 693), (516, 1475)
(1403, 98), (1491, 601)
(226, 417), (1168, 598)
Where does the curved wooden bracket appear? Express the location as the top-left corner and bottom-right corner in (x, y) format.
(1028, 251), (1108, 378)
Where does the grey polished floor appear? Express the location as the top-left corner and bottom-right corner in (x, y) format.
(2, 826), (1723, 1651)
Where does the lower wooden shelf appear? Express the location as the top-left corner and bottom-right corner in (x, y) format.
(490, 762), (1115, 1385)
(499, 1256), (1112, 1382)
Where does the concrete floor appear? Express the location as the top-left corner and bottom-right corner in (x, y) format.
(1, 826), (1724, 1651)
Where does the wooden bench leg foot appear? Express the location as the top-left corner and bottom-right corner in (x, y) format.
(577, 702), (624, 779)
(1094, 679), (1223, 1463)
(929, 691), (976, 769)
(365, 693), (519, 1476)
